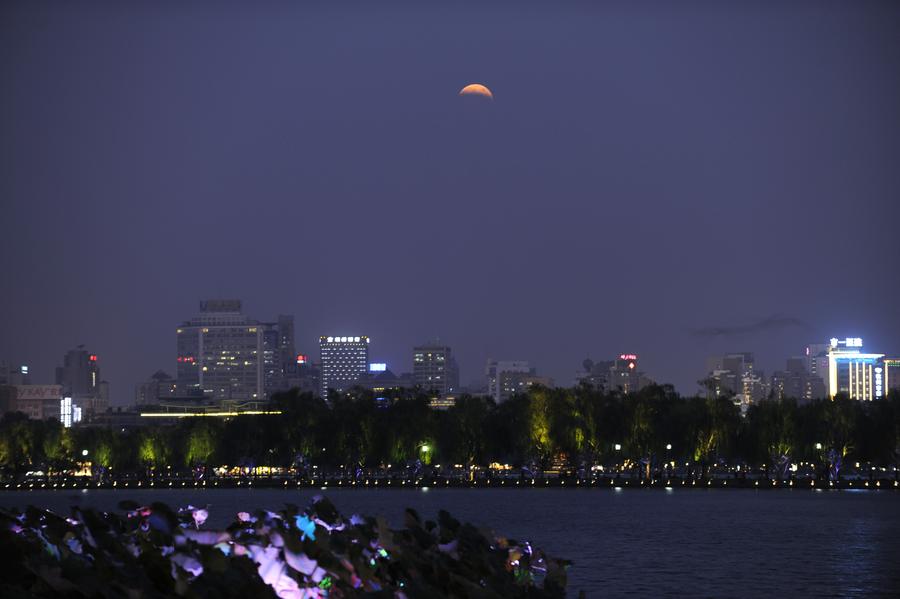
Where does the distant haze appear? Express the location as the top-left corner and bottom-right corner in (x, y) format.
(2, 1), (899, 404)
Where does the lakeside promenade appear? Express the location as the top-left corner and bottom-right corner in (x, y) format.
(5, 473), (898, 492)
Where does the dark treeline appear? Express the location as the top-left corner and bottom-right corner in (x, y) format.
(1, 385), (899, 477)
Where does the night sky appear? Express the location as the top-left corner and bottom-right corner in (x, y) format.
(2, 1), (899, 404)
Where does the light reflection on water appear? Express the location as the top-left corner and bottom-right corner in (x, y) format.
(1, 488), (898, 595)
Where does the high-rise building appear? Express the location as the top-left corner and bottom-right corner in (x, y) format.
(319, 336), (369, 397)
(777, 357), (806, 400)
(607, 354), (653, 394)
(770, 356), (824, 402)
(413, 345), (459, 396)
(826, 337), (884, 400)
(280, 354), (320, 396)
(574, 358), (614, 389)
(741, 370), (770, 405)
(885, 358), (900, 394)
(277, 315), (296, 371)
(176, 300), (295, 402)
(56, 347), (100, 397)
(134, 370), (177, 405)
(805, 343), (831, 391)
(446, 356), (460, 395)
(55, 347), (107, 418)
(704, 353), (761, 403)
(485, 360), (551, 403)
(261, 315), (299, 396)
(486, 360), (529, 403)
(0, 362), (32, 386)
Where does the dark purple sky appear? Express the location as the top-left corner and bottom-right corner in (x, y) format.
(2, 1), (899, 404)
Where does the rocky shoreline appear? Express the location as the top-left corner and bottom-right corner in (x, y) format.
(0, 497), (569, 598)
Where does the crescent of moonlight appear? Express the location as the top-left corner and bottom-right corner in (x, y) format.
(459, 83), (493, 99)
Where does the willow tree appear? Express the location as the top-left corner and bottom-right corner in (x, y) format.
(528, 388), (553, 467)
(138, 430), (170, 472)
(185, 421), (217, 466)
(41, 422), (73, 478)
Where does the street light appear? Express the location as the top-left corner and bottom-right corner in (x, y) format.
(614, 444), (621, 451)
(666, 444), (672, 451)
(420, 444), (430, 453)
(815, 443), (823, 450)
(82, 449), (89, 457)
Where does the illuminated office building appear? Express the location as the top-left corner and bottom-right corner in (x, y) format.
(884, 359), (900, 394)
(176, 300), (295, 402)
(319, 336), (369, 398)
(486, 360), (531, 403)
(413, 345), (459, 396)
(826, 337), (884, 400)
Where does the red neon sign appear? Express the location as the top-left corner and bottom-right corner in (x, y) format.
(619, 354), (637, 361)
(89, 355), (97, 362)
(296, 354), (308, 364)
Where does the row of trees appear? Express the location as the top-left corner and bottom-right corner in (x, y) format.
(1, 385), (898, 477)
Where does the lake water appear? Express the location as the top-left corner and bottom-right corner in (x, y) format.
(2, 488), (898, 596)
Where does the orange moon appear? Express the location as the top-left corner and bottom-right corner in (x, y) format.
(459, 83), (493, 99)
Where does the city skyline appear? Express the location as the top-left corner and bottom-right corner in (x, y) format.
(2, 2), (899, 404)
(1, 3), (899, 595)
(2, 297), (897, 406)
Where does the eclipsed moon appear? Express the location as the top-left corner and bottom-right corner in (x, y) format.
(459, 83), (493, 99)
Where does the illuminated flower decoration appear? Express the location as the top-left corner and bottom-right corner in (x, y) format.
(294, 514), (316, 541)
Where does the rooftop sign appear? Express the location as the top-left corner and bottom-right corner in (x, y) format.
(831, 337), (863, 348)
